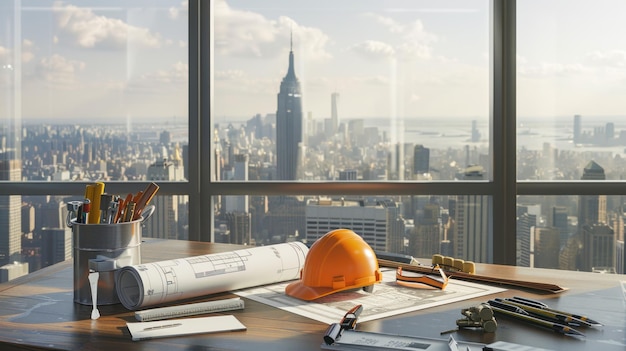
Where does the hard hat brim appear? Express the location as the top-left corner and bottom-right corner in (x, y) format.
(285, 280), (338, 301)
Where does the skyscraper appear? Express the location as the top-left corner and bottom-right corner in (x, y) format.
(573, 114), (582, 144)
(275, 34), (303, 180)
(413, 144), (430, 175)
(452, 165), (492, 262)
(331, 92), (339, 135)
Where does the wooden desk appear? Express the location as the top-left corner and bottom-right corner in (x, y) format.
(0, 239), (624, 350)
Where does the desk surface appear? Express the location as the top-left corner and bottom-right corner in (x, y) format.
(0, 239), (624, 351)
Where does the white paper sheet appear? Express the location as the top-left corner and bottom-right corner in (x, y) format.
(127, 315), (246, 341)
(115, 241), (308, 310)
(236, 268), (506, 324)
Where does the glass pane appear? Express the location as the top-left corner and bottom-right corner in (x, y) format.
(517, 195), (624, 274)
(517, 0), (626, 181)
(212, 0), (490, 181)
(2, 0), (188, 183)
(0, 1), (188, 278)
(213, 194), (493, 263)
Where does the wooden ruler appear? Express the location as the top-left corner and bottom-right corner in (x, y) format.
(378, 259), (567, 294)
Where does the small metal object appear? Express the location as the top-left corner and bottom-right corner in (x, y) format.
(443, 303), (497, 334)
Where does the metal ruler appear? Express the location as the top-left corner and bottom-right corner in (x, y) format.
(321, 329), (484, 351)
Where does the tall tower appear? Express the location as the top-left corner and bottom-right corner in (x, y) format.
(413, 144), (430, 175)
(144, 159), (186, 240)
(573, 114), (582, 144)
(0, 160), (22, 266)
(578, 161), (607, 227)
(331, 92), (339, 135)
(452, 166), (492, 263)
(0, 2), (22, 267)
(276, 33), (303, 180)
(578, 161), (613, 272)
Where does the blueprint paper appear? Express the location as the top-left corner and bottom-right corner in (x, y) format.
(115, 242), (308, 310)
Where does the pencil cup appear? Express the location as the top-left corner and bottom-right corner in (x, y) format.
(69, 206), (154, 305)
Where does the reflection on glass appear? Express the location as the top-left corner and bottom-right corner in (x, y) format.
(213, 193), (493, 263)
(517, 194), (624, 274)
(213, 0), (490, 182)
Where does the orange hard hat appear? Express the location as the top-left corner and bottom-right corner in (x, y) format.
(285, 229), (382, 301)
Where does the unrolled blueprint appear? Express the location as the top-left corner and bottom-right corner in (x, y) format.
(115, 242), (308, 310)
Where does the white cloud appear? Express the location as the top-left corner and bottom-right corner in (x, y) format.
(169, 1), (189, 20)
(125, 62), (188, 93)
(518, 62), (587, 77)
(586, 50), (626, 67)
(53, 2), (162, 49)
(22, 39), (35, 63)
(35, 54), (85, 87)
(363, 13), (437, 60)
(214, 0), (331, 60)
(348, 40), (395, 60)
(215, 69), (245, 80)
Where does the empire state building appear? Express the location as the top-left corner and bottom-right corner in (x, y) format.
(275, 36), (303, 180)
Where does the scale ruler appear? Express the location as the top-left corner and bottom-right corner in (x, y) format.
(321, 330), (484, 351)
(134, 297), (245, 322)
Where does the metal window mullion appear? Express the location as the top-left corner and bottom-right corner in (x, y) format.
(491, 0), (516, 265)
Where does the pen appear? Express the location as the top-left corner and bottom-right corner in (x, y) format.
(500, 298), (592, 327)
(81, 199), (91, 224)
(123, 201), (136, 222)
(488, 300), (585, 338)
(100, 194), (114, 224)
(339, 304), (363, 330)
(132, 182), (159, 221)
(142, 323), (182, 331)
(510, 296), (602, 326)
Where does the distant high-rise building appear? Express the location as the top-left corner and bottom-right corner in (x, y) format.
(144, 158), (186, 240)
(413, 145), (430, 175)
(578, 161), (607, 227)
(0, 159), (22, 266)
(224, 154), (249, 213)
(576, 161), (614, 272)
(305, 198), (401, 252)
(534, 227), (560, 269)
(573, 114), (582, 144)
(551, 206), (569, 246)
(276, 34), (303, 180)
(339, 170), (357, 180)
(452, 166), (492, 262)
(471, 120), (481, 142)
(331, 92), (339, 135)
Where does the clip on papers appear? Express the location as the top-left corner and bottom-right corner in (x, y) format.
(395, 265), (449, 290)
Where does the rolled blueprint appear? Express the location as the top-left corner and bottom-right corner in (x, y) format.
(115, 241), (308, 310)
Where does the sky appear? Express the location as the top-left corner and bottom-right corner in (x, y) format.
(1, 0), (625, 122)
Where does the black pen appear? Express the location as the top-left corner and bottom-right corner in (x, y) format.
(143, 322), (182, 331)
(488, 300), (585, 338)
(511, 296), (602, 326)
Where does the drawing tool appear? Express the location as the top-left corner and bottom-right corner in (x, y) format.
(143, 323), (182, 331)
(496, 298), (589, 327)
(508, 296), (602, 326)
(377, 258), (567, 294)
(99, 193), (113, 224)
(85, 182), (105, 224)
(395, 266), (448, 290)
(122, 201), (136, 222)
(132, 182), (159, 220)
(66, 200), (82, 224)
(81, 199), (91, 224)
(115, 193), (133, 223)
(487, 300), (585, 338)
(134, 297), (245, 322)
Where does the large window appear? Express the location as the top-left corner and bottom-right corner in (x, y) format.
(517, 0), (626, 273)
(2, 1), (624, 281)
